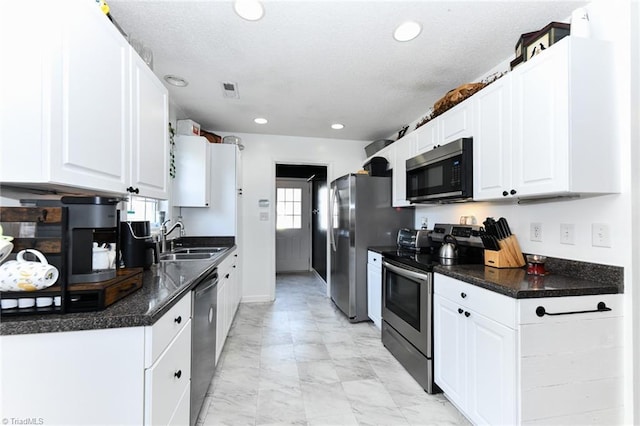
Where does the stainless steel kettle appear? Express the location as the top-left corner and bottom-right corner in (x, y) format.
(439, 234), (458, 263)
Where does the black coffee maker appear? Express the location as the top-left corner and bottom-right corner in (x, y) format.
(120, 221), (155, 270)
(33, 196), (120, 283)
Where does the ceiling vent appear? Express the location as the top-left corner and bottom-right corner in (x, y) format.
(221, 81), (239, 99)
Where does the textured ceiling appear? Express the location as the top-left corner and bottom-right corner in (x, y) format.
(108, 0), (587, 141)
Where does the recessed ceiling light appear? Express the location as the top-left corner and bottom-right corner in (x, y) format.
(331, 123), (345, 130)
(234, 0), (264, 21)
(254, 117), (268, 124)
(393, 21), (422, 42)
(163, 75), (188, 87)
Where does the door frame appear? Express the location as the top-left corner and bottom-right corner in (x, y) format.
(272, 160), (332, 299)
(275, 177), (312, 273)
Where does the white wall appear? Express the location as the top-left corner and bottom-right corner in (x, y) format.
(218, 132), (370, 302)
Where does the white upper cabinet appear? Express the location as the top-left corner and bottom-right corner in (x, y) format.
(477, 37), (618, 201)
(1, 0), (129, 193)
(172, 136), (211, 207)
(414, 119), (438, 155)
(0, 0), (169, 199)
(392, 134), (414, 207)
(438, 100), (474, 145)
(472, 74), (513, 200)
(180, 144), (242, 237)
(130, 50), (169, 199)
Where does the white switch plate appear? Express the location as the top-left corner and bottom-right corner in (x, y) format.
(259, 212), (269, 221)
(592, 223), (611, 247)
(560, 223), (575, 245)
(530, 223), (543, 242)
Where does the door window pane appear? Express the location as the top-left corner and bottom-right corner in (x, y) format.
(277, 187), (302, 230)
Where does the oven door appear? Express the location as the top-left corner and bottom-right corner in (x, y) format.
(382, 259), (431, 356)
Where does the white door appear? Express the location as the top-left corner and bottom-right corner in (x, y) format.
(276, 178), (311, 272)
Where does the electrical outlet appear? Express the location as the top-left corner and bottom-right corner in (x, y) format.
(560, 223), (575, 245)
(421, 217), (428, 229)
(530, 223), (543, 242)
(592, 223), (611, 247)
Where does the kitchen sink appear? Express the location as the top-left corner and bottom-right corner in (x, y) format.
(173, 247), (228, 254)
(158, 252), (217, 261)
(158, 246), (229, 262)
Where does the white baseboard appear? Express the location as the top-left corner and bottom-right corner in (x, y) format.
(241, 295), (274, 303)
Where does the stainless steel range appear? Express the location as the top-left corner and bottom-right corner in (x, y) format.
(381, 224), (484, 393)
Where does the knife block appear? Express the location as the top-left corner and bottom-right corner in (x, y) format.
(484, 235), (526, 268)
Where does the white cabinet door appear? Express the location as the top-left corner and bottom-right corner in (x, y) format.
(180, 144), (240, 236)
(511, 42), (570, 198)
(466, 309), (517, 426)
(434, 294), (467, 405)
(435, 273), (517, 425)
(215, 275), (227, 364)
(1, 327), (145, 425)
(215, 249), (239, 364)
(0, 0), (129, 193)
(414, 120), (438, 155)
(511, 37), (618, 199)
(473, 74), (513, 201)
(439, 101), (474, 144)
(144, 320), (192, 426)
(129, 49), (169, 199)
(53, 0), (130, 193)
(392, 135), (413, 207)
(366, 251), (382, 329)
(173, 136), (211, 207)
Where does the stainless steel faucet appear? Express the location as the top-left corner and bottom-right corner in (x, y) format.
(160, 218), (185, 252)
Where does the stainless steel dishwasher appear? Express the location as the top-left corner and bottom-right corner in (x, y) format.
(190, 267), (218, 426)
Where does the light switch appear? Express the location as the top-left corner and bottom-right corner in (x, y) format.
(260, 212), (269, 221)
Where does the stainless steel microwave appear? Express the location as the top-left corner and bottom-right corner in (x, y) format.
(405, 138), (473, 203)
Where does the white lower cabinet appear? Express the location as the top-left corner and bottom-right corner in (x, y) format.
(144, 293), (192, 425)
(366, 250), (382, 329)
(1, 327), (145, 425)
(0, 292), (193, 425)
(216, 248), (241, 363)
(434, 277), (516, 425)
(144, 321), (191, 425)
(434, 273), (624, 425)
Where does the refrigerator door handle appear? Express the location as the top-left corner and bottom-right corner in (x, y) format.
(329, 188), (337, 252)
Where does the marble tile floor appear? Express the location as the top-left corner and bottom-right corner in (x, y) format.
(198, 272), (470, 426)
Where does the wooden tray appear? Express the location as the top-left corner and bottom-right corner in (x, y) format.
(1, 268), (144, 315)
(63, 268), (143, 312)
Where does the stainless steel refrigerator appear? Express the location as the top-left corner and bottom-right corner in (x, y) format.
(329, 174), (413, 322)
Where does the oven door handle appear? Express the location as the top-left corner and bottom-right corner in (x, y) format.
(383, 260), (430, 281)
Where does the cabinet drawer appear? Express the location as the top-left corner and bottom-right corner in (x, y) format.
(145, 320), (191, 426)
(434, 273), (516, 328)
(368, 251), (382, 265)
(145, 294), (191, 366)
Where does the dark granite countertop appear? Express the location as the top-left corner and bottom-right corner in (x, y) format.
(368, 246), (400, 254)
(1, 240), (236, 336)
(433, 260), (623, 299)
(369, 244), (623, 299)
